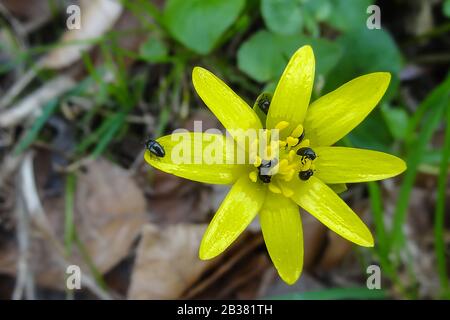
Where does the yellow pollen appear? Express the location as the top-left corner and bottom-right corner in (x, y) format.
(302, 159), (311, 171)
(249, 143), (258, 162)
(291, 124), (304, 138)
(278, 159), (289, 174)
(281, 186), (294, 197)
(275, 121), (289, 131)
(264, 130), (272, 141)
(253, 155), (262, 167)
(294, 138), (310, 152)
(268, 183), (282, 194)
(283, 169), (295, 182)
(278, 140), (287, 147)
(288, 150), (296, 162)
(263, 145), (272, 160)
(249, 171), (258, 183)
(299, 138), (310, 148)
(286, 136), (299, 148)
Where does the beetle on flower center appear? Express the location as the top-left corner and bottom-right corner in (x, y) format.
(248, 121), (317, 195)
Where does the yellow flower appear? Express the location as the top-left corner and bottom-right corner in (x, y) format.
(144, 45), (406, 285)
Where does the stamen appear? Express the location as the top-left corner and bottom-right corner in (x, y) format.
(286, 136), (299, 148)
(268, 183), (282, 194)
(299, 139), (310, 149)
(278, 140), (287, 147)
(278, 159), (289, 170)
(288, 150), (296, 162)
(263, 145), (272, 160)
(291, 124), (304, 138)
(282, 169), (295, 182)
(281, 185), (294, 197)
(249, 171), (258, 183)
(295, 138), (310, 151)
(249, 138), (259, 160)
(265, 130), (272, 141)
(275, 121), (289, 131)
(253, 155), (262, 167)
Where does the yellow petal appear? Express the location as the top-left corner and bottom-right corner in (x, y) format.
(266, 46), (315, 138)
(287, 176), (374, 247)
(260, 192), (303, 285)
(314, 147), (406, 184)
(192, 67), (262, 135)
(304, 72), (391, 147)
(199, 175), (266, 259)
(328, 183), (348, 194)
(144, 132), (246, 185)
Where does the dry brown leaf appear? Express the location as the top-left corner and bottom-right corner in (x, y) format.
(41, 0), (123, 69)
(147, 170), (213, 224)
(72, 158), (147, 271)
(0, 157), (147, 290)
(127, 223), (211, 299)
(318, 232), (353, 271)
(1, 0), (50, 23)
(301, 211), (327, 270)
(183, 233), (263, 299)
(318, 201), (369, 270)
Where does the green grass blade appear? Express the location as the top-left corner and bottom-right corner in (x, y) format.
(64, 173), (76, 256)
(268, 287), (387, 300)
(91, 112), (126, 158)
(434, 103), (450, 296)
(405, 74), (450, 147)
(391, 94), (449, 250)
(13, 99), (59, 155)
(73, 230), (108, 291)
(368, 183), (388, 259)
(76, 115), (117, 154)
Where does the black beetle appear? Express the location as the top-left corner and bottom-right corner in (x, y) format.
(145, 139), (165, 157)
(258, 174), (272, 183)
(299, 169), (314, 181)
(255, 92), (273, 115)
(296, 147), (316, 161)
(257, 159), (277, 183)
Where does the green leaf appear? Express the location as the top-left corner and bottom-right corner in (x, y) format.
(261, 0), (303, 35)
(237, 30), (342, 83)
(163, 0), (245, 54)
(304, 0), (332, 21)
(444, 0), (450, 18)
(348, 109), (392, 152)
(324, 28), (403, 100)
(237, 31), (287, 83)
(327, 0), (373, 31)
(277, 36), (342, 80)
(380, 104), (409, 140)
(139, 37), (168, 63)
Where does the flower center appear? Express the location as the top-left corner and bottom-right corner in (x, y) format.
(248, 121), (316, 197)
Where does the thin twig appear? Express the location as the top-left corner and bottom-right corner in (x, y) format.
(16, 152), (112, 299)
(12, 182), (35, 300)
